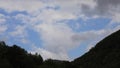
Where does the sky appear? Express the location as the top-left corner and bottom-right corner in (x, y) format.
(0, 0), (120, 61)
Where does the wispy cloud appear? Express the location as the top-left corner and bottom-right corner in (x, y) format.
(0, 14), (7, 34)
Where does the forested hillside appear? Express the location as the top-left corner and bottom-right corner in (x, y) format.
(0, 41), (74, 68)
(0, 42), (43, 68)
(73, 30), (120, 68)
(0, 30), (120, 68)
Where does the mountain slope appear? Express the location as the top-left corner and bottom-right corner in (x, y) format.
(72, 30), (120, 68)
(0, 30), (120, 68)
(0, 42), (43, 68)
(0, 41), (74, 68)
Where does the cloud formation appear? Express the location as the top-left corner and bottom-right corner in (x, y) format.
(0, 0), (45, 13)
(31, 46), (69, 60)
(0, 0), (120, 60)
(81, 0), (120, 22)
(0, 14), (7, 34)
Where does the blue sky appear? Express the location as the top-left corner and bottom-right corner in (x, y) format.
(0, 0), (120, 61)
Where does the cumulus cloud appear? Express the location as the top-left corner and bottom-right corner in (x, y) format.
(0, 14), (7, 34)
(12, 12), (79, 60)
(111, 12), (120, 23)
(8, 25), (30, 45)
(0, 0), (45, 13)
(31, 46), (69, 60)
(0, 0), (120, 60)
(81, 0), (120, 23)
(34, 22), (81, 53)
(10, 25), (27, 37)
(96, 0), (120, 9)
(33, 22), (120, 60)
(96, 0), (120, 16)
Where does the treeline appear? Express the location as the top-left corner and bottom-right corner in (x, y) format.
(0, 30), (120, 68)
(72, 30), (120, 68)
(0, 41), (43, 68)
(0, 41), (75, 68)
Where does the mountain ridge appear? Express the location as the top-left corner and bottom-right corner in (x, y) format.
(0, 29), (120, 68)
(72, 29), (120, 68)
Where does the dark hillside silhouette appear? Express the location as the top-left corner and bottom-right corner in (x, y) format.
(0, 41), (43, 68)
(73, 30), (120, 68)
(0, 29), (120, 68)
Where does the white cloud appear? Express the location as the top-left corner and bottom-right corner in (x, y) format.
(10, 25), (27, 37)
(0, 25), (7, 34)
(0, 0), (45, 13)
(34, 22), (81, 53)
(20, 38), (29, 44)
(44, 0), (96, 15)
(31, 25), (120, 60)
(0, 0), (120, 60)
(0, 18), (6, 24)
(0, 0), (96, 19)
(0, 0), (120, 23)
(86, 26), (120, 51)
(9, 25), (30, 44)
(10, 12), (81, 60)
(34, 9), (76, 23)
(14, 14), (32, 24)
(31, 46), (70, 60)
(81, 0), (120, 23)
(0, 14), (6, 24)
(0, 14), (7, 34)
(0, 1), (79, 60)
(111, 12), (120, 23)
(32, 21), (120, 60)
